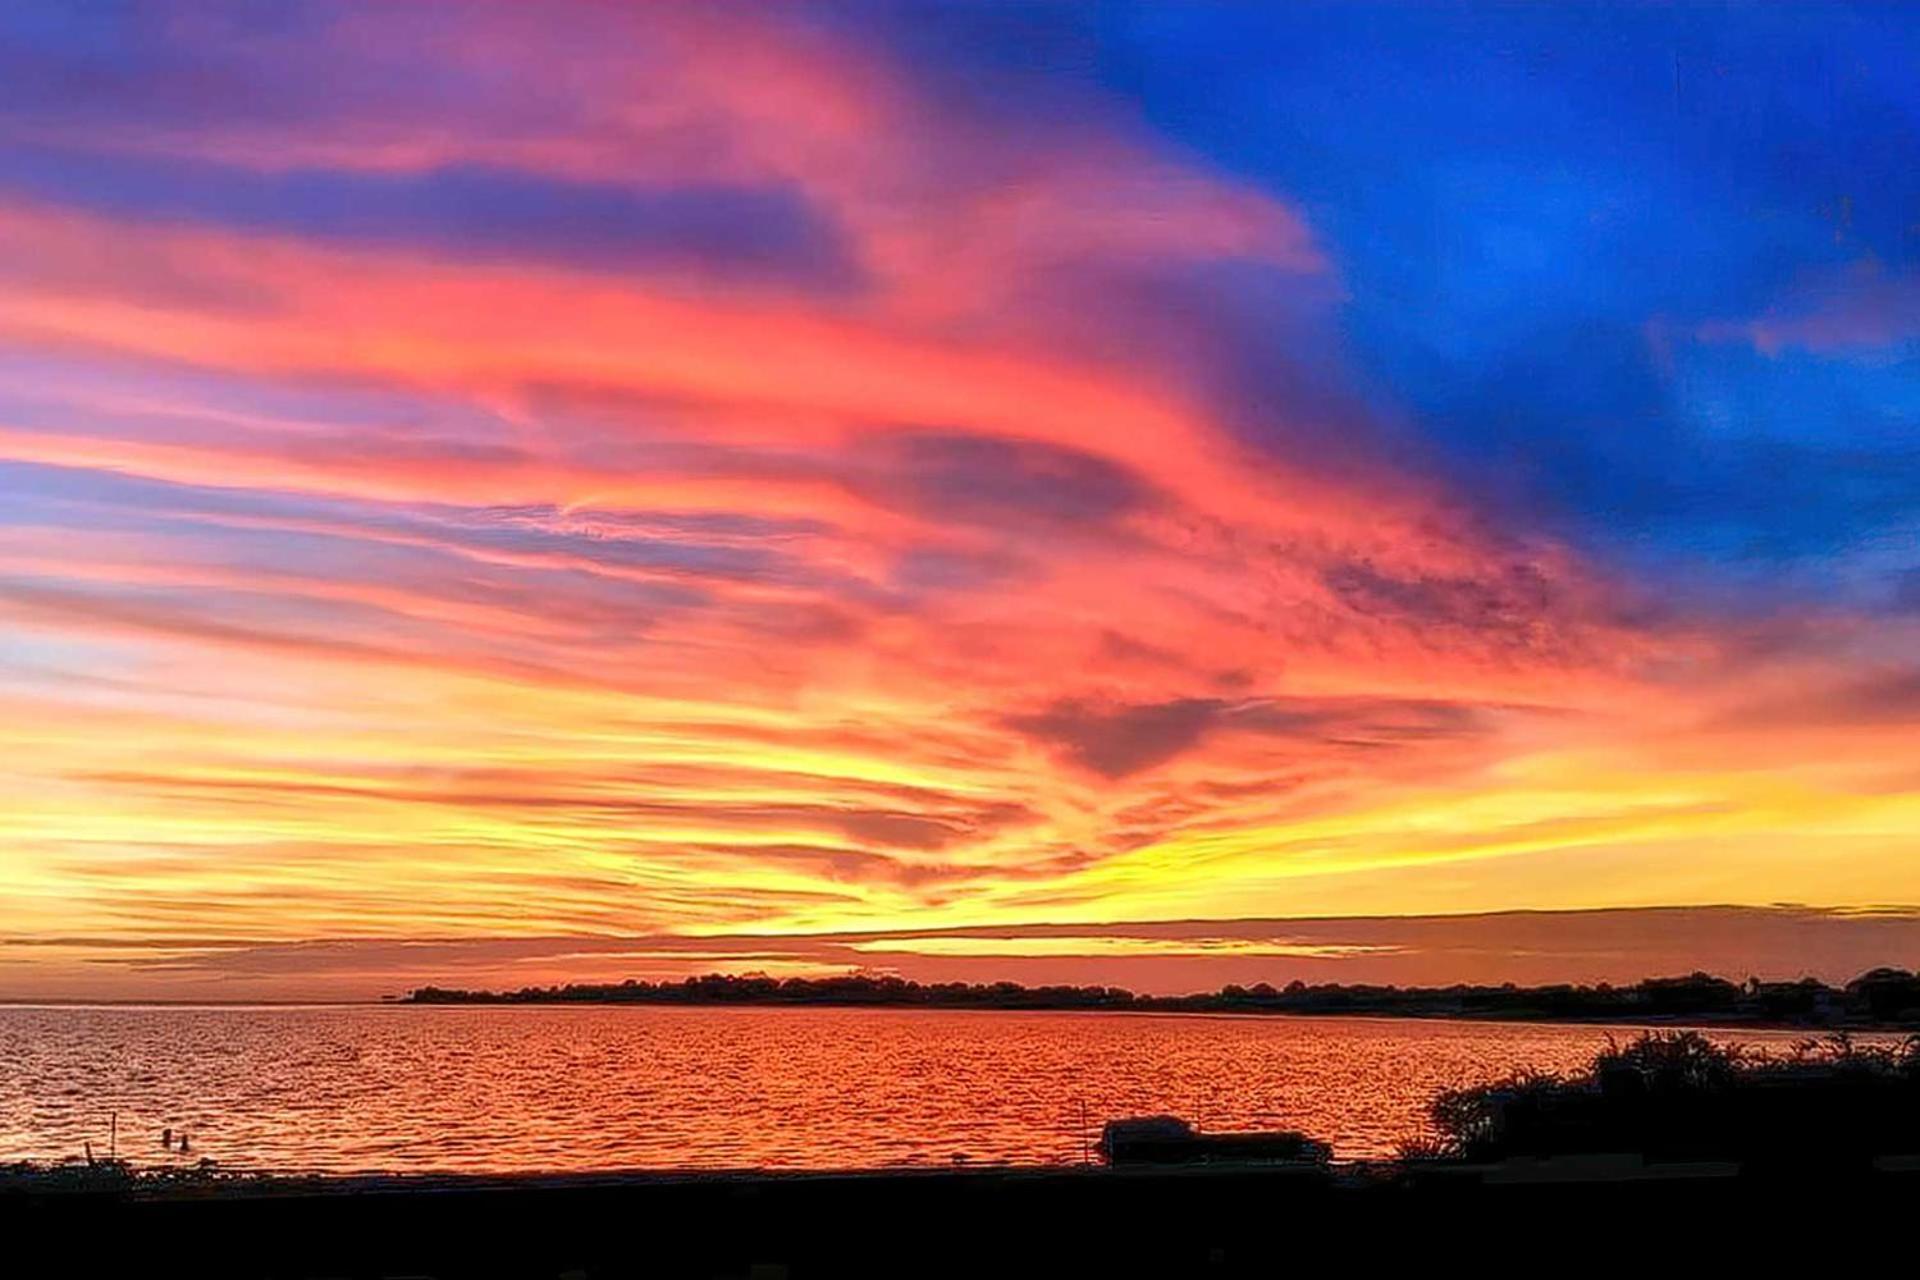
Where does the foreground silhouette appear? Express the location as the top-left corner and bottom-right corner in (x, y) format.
(407, 965), (1920, 1027)
(1412, 1029), (1920, 1165)
(1100, 1116), (1331, 1166)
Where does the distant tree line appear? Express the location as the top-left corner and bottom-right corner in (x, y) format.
(406, 966), (1920, 1027)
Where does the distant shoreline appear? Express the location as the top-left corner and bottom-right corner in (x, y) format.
(406, 999), (1915, 1032)
(5, 1000), (1904, 1032)
(402, 968), (1920, 1031)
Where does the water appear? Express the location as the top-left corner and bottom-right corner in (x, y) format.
(0, 1004), (1849, 1173)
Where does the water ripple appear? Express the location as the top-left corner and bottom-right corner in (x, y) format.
(0, 1005), (1853, 1173)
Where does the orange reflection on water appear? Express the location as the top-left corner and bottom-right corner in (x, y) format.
(0, 1005), (1876, 1173)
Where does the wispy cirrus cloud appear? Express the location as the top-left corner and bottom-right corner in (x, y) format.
(8, 907), (1918, 1002)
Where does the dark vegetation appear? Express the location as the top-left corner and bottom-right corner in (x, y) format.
(0, 1159), (246, 1195)
(407, 966), (1920, 1027)
(1416, 1030), (1920, 1164)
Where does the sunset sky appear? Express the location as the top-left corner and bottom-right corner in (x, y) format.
(3, 3), (1918, 999)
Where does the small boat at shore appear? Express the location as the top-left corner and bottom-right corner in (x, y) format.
(1100, 1116), (1332, 1167)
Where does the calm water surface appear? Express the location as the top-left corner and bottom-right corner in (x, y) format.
(0, 1005), (1845, 1172)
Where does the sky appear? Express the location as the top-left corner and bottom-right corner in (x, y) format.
(2, 2), (1918, 1000)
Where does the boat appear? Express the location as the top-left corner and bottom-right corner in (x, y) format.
(1099, 1116), (1332, 1166)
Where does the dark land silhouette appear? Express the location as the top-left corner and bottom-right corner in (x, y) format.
(405, 965), (1920, 1027)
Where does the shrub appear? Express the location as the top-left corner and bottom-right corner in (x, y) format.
(1426, 1031), (1920, 1163)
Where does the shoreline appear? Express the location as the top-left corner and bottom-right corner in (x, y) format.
(402, 998), (1920, 1033)
(401, 966), (1920, 1030)
(11, 1157), (1916, 1275)
(9, 997), (1918, 1032)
